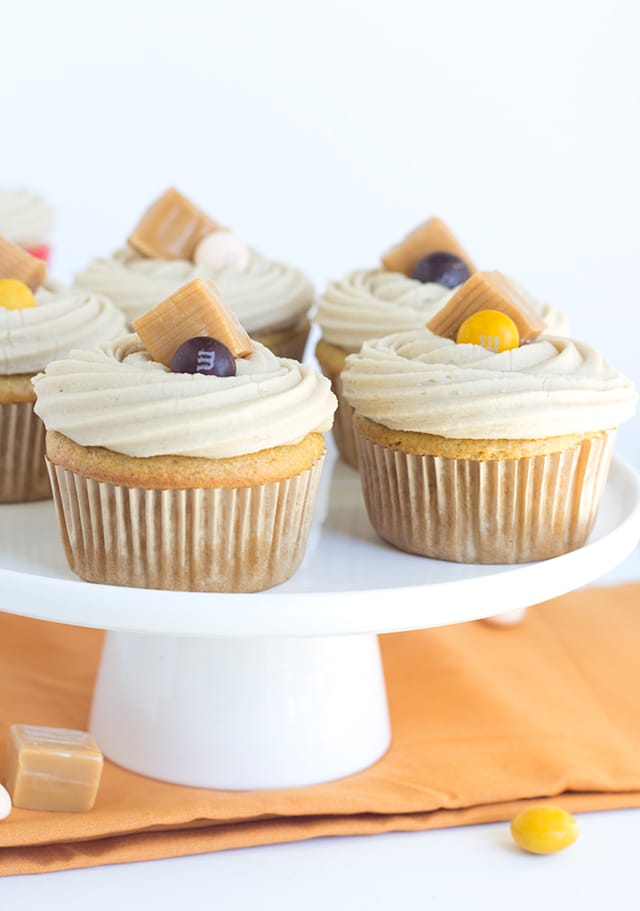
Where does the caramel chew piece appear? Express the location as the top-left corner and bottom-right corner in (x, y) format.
(382, 217), (475, 276)
(133, 278), (254, 367)
(0, 236), (46, 290)
(5, 724), (104, 812)
(427, 271), (546, 343)
(128, 187), (220, 261)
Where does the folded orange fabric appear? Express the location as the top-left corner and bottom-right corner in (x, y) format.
(1, 582), (640, 876)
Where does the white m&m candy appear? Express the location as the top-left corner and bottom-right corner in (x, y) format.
(0, 783), (12, 820)
(194, 230), (250, 273)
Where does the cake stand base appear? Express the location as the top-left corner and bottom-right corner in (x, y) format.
(89, 629), (392, 790)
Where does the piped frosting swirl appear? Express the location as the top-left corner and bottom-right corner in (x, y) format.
(316, 269), (570, 353)
(33, 335), (337, 459)
(74, 246), (314, 333)
(341, 329), (636, 440)
(1, 286), (126, 375)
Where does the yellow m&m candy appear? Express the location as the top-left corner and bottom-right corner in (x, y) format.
(510, 805), (579, 855)
(456, 308), (519, 352)
(0, 279), (37, 311)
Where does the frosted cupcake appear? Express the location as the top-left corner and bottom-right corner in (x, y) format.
(316, 218), (569, 467)
(0, 188), (53, 263)
(342, 272), (636, 564)
(74, 188), (314, 361)
(34, 279), (337, 592)
(0, 238), (125, 502)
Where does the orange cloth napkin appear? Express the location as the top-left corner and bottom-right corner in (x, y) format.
(1, 582), (640, 876)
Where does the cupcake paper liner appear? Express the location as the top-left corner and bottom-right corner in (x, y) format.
(47, 457), (324, 592)
(0, 401), (50, 503)
(254, 317), (311, 362)
(317, 362), (359, 469)
(355, 428), (616, 564)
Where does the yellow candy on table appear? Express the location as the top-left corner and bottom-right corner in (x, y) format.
(510, 805), (579, 855)
(456, 308), (520, 352)
(0, 278), (37, 311)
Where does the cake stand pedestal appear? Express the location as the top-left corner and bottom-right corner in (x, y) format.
(1, 453), (639, 790)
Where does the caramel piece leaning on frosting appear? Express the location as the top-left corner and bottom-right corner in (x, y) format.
(0, 236), (46, 290)
(128, 187), (221, 261)
(381, 217), (475, 276)
(133, 277), (254, 367)
(5, 724), (103, 812)
(427, 271), (546, 343)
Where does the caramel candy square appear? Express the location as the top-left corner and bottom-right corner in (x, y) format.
(381, 217), (475, 277)
(0, 236), (46, 290)
(427, 270), (547, 342)
(128, 188), (220, 261)
(5, 724), (103, 812)
(133, 277), (254, 367)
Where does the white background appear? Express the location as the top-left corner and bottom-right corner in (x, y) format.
(2, 0), (639, 466)
(1, 0), (639, 904)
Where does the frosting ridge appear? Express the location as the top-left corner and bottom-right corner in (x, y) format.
(341, 330), (637, 439)
(74, 246), (313, 333)
(33, 336), (337, 459)
(1, 286), (126, 375)
(317, 269), (570, 352)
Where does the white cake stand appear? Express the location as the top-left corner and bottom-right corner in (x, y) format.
(1, 450), (639, 791)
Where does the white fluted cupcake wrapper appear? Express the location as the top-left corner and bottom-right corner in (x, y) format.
(354, 429), (616, 564)
(317, 362), (358, 469)
(254, 317), (311, 362)
(47, 456), (324, 592)
(0, 402), (50, 503)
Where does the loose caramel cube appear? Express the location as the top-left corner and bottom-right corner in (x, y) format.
(0, 236), (46, 290)
(128, 188), (220, 261)
(5, 724), (103, 812)
(427, 271), (546, 343)
(381, 217), (475, 277)
(133, 278), (254, 367)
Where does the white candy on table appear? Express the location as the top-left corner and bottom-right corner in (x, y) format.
(484, 607), (528, 627)
(194, 230), (250, 272)
(0, 783), (12, 819)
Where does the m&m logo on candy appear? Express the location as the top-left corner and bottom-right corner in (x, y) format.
(427, 271), (546, 349)
(456, 308), (520, 353)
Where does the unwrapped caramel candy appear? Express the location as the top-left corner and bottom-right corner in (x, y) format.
(427, 271), (546, 343)
(128, 188), (220, 261)
(381, 217), (475, 276)
(5, 724), (103, 812)
(0, 236), (46, 290)
(133, 277), (254, 367)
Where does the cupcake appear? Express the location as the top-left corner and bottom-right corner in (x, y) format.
(316, 218), (570, 467)
(341, 272), (636, 564)
(0, 238), (125, 503)
(33, 278), (337, 592)
(0, 188), (53, 263)
(74, 188), (314, 361)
